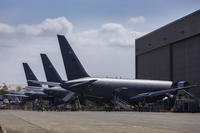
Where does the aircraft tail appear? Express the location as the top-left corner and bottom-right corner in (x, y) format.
(22, 63), (42, 87)
(57, 34), (89, 80)
(40, 53), (63, 83)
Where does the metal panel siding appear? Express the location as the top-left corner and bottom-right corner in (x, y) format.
(137, 46), (170, 80)
(173, 35), (200, 83)
(135, 10), (200, 98)
(136, 10), (200, 56)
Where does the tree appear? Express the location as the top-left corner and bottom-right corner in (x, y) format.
(16, 85), (22, 92)
(0, 83), (9, 95)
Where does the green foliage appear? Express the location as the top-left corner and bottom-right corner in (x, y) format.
(0, 83), (9, 95)
(16, 85), (22, 92)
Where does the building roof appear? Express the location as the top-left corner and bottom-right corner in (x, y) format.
(136, 10), (200, 55)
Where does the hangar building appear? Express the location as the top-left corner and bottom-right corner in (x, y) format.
(135, 10), (200, 96)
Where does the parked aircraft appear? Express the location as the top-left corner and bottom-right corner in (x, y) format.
(40, 54), (75, 102)
(0, 95), (6, 109)
(29, 35), (199, 105)
(23, 63), (72, 102)
(23, 63), (48, 97)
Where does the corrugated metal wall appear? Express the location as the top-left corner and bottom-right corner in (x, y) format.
(136, 45), (171, 80)
(136, 10), (200, 98)
(136, 34), (200, 83)
(172, 35), (200, 84)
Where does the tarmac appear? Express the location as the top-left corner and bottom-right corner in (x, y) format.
(0, 111), (200, 133)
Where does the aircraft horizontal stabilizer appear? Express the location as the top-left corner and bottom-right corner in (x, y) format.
(68, 79), (97, 92)
(25, 86), (45, 90)
(5, 93), (28, 97)
(28, 80), (61, 87)
(25, 91), (47, 96)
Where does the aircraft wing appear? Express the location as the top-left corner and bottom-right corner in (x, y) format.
(28, 80), (61, 87)
(25, 85), (70, 93)
(130, 84), (200, 100)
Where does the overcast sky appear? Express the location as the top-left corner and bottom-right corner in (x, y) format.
(0, 0), (199, 84)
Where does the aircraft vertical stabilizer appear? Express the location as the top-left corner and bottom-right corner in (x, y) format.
(22, 63), (41, 87)
(57, 35), (89, 80)
(40, 53), (63, 83)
